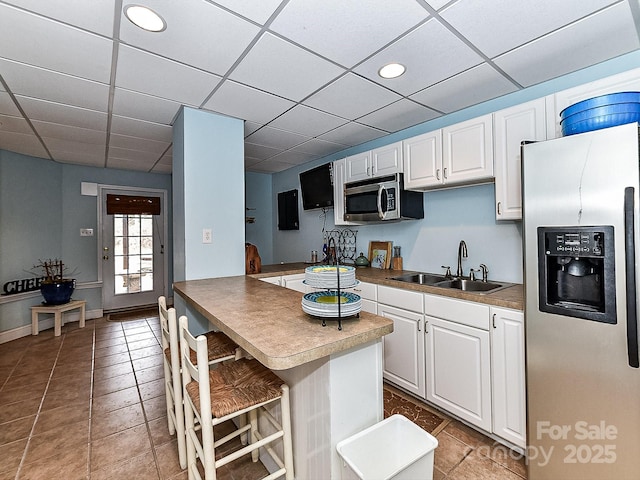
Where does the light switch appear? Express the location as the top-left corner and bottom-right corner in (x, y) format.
(80, 228), (94, 236)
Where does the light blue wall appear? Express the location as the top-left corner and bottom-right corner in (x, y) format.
(245, 172), (274, 265)
(0, 150), (172, 333)
(270, 51), (640, 283)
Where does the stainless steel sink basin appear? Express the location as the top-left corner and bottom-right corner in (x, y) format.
(433, 279), (507, 293)
(389, 273), (446, 285)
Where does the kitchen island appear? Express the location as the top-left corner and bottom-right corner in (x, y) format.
(173, 275), (393, 479)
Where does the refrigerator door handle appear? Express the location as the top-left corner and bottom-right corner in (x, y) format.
(624, 186), (639, 368)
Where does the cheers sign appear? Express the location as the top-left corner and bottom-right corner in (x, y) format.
(2, 277), (45, 295)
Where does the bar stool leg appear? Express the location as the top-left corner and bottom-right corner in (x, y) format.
(281, 385), (295, 480)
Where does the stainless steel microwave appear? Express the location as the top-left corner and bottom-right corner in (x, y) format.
(343, 173), (424, 222)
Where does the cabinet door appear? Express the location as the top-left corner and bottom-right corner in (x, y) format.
(345, 151), (371, 182)
(371, 141), (402, 178)
(442, 114), (494, 185)
(491, 307), (526, 448)
(425, 316), (491, 430)
(379, 304), (425, 398)
(332, 159), (354, 226)
(403, 131), (443, 190)
(494, 98), (546, 220)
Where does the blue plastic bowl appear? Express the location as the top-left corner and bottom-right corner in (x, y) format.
(560, 92), (640, 136)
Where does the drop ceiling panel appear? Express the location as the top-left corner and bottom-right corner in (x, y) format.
(268, 105), (347, 137)
(111, 115), (172, 143)
(424, 0), (451, 10)
(109, 133), (170, 155)
(355, 19), (484, 96)
(107, 156), (156, 172)
(269, 0), (429, 67)
(317, 121), (387, 146)
(0, 113), (31, 134)
(248, 159), (293, 173)
(244, 121), (263, 137)
(119, 0), (260, 76)
(152, 163), (171, 174)
(244, 142), (281, 160)
(494, 2), (639, 87)
(31, 120), (106, 145)
(291, 138), (348, 156)
(212, 0), (283, 24)
(268, 150), (319, 166)
(441, 0), (620, 58)
(357, 99), (441, 132)
(16, 96), (108, 131)
(0, 130), (48, 158)
(1, 0), (115, 36)
(115, 46), (221, 106)
(112, 88), (182, 124)
(0, 91), (21, 116)
(0, 3), (112, 82)
(411, 63), (519, 113)
(42, 137), (105, 156)
(229, 33), (345, 101)
(203, 80), (295, 124)
(245, 126), (310, 150)
(108, 146), (162, 163)
(0, 58), (109, 111)
(305, 73), (401, 120)
(49, 149), (104, 166)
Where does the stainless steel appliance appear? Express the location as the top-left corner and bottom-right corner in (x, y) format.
(522, 122), (640, 479)
(343, 173), (423, 222)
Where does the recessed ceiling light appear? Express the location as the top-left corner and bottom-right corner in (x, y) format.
(378, 63), (406, 79)
(124, 4), (166, 32)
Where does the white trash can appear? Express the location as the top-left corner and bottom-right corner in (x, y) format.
(336, 414), (439, 480)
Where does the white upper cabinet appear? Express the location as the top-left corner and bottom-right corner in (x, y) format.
(494, 98), (547, 221)
(332, 158), (354, 226)
(403, 130), (442, 190)
(345, 141), (402, 183)
(403, 114), (493, 191)
(442, 114), (494, 185)
(551, 67), (640, 138)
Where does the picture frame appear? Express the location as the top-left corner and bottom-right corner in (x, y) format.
(368, 241), (392, 269)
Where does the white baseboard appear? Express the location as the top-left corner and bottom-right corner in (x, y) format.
(0, 309), (103, 344)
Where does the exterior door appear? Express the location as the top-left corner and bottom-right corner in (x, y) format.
(101, 187), (166, 311)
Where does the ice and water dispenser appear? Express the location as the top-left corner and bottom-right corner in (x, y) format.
(537, 226), (617, 324)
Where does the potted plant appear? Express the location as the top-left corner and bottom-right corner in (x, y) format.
(33, 258), (76, 305)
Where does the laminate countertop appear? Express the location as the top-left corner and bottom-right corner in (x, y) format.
(253, 263), (524, 311)
(173, 275), (393, 371)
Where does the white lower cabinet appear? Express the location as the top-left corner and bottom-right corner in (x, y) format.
(281, 273), (307, 293)
(424, 294), (492, 432)
(343, 281), (377, 314)
(378, 286), (425, 398)
(491, 306), (526, 448)
(259, 276), (281, 286)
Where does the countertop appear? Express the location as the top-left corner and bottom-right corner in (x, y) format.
(253, 263), (524, 311)
(173, 275), (393, 371)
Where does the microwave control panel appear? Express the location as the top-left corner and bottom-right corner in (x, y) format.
(385, 188), (396, 211)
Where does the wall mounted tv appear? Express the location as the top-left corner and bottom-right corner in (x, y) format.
(299, 162), (334, 210)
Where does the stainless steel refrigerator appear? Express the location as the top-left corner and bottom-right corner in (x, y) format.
(522, 122), (640, 479)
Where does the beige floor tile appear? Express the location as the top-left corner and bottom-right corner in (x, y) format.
(93, 361), (134, 380)
(155, 439), (183, 479)
(90, 450), (160, 480)
(19, 442), (89, 480)
(92, 386), (140, 414)
(46, 370), (92, 393)
(128, 338), (162, 352)
(91, 403), (146, 440)
(444, 420), (494, 449)
(90, 423), (152, 471)
(1, 370), (51, 390)
(130, 344), (163, 359)
(0, 415), (35, 445)
(0, 438), (28, 476)
(93, 371), (137, 397)
(23, 419), (89, 464)
(447, 449), (525, 480)
(40, 386), (91, 411)
(94, 342), (129, 357)
(0, 396), (42, 424)
(142, 394), (168, 421)
(139, 377), (165, 401)
(434, 431), (473, 475)
(0, 381), (49, 406)
(33, 401), (90, 435)
(93, 351), (131, 368)
(148, 415), (173, 447)
(126, 331), (157, 343)
(135, 364), (165, 385)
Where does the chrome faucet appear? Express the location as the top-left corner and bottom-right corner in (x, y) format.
(456, 240), (467, 278)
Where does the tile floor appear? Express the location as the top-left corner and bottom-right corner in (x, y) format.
(0, 313), (527, 479)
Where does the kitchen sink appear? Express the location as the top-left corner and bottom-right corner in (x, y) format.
(433, 278), (507, 293)
(389, 272), (509, 294)
(389, 273), (446, 285)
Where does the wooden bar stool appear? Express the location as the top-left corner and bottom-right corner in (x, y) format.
(179, 315), (294, 480)
(158, 296), (241, 470)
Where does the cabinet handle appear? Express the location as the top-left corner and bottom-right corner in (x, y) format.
(424, 320), (428, 334)
(367, 166), (370, 176)
(417, 319), (421, 332)
(492, 313), (496, 329)
(443, 167), (448, 179)
(497, 202), (502, 215)
(436, 169), (440, 180)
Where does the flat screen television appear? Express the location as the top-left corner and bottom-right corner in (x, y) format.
(299, 162), (334, 210)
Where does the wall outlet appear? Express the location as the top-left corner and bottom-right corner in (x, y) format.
(80, 228), (94, 237)
(202, 228), (212, 244)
